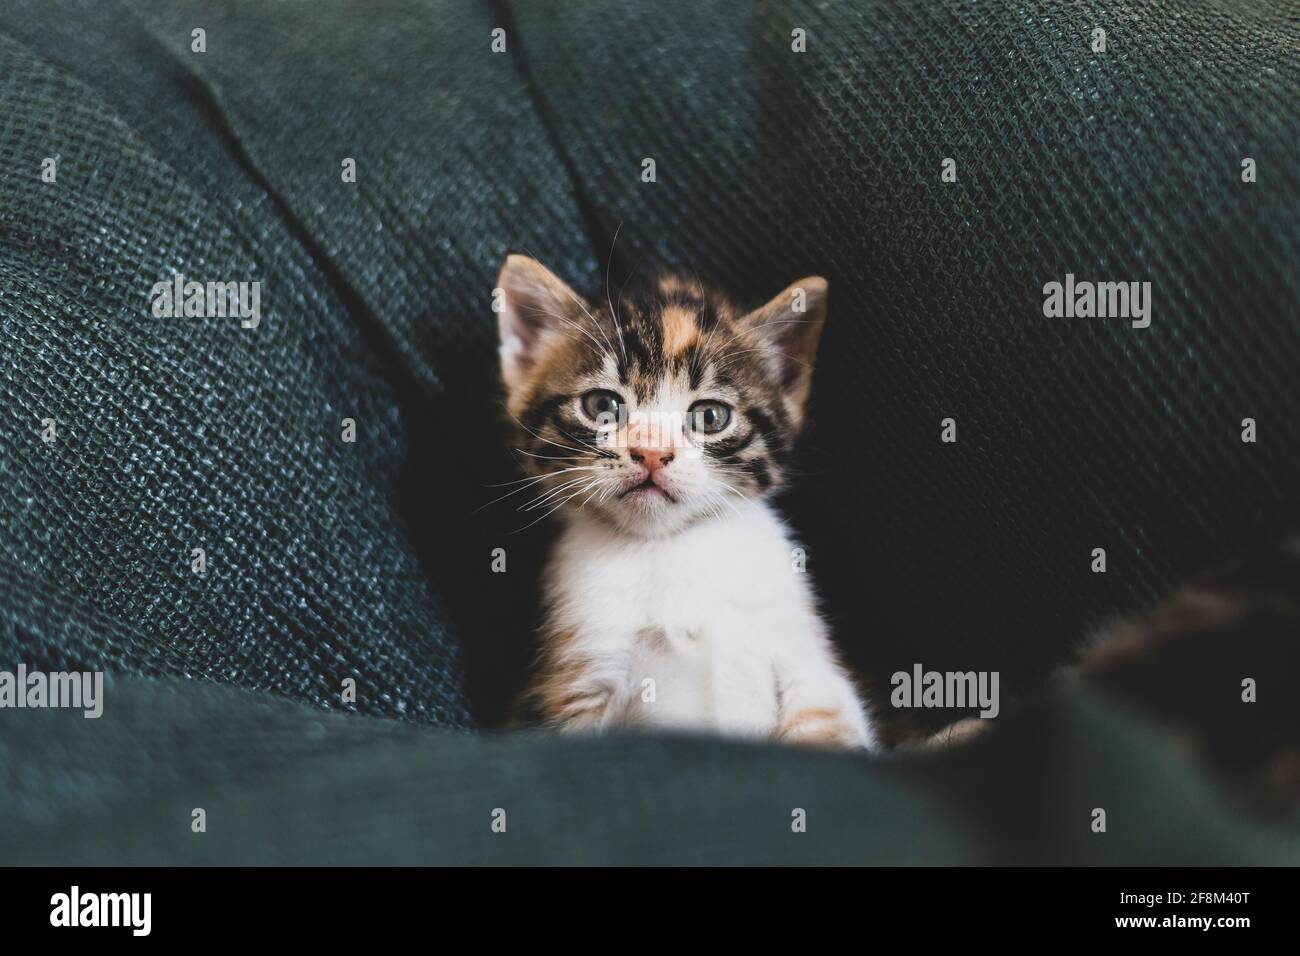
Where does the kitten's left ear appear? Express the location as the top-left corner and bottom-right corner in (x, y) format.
(738, 276), (829, 422)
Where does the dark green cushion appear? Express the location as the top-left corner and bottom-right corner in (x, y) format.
(0, 0), (506, 725)
(1, 673), (1295, 865)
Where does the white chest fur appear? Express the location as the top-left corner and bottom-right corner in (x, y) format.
(542, 502), (876, 748)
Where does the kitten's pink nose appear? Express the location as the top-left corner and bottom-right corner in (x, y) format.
(630, 447), (674, 472)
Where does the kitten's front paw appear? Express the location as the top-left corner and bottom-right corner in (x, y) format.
(539, 684), (618, 733)
(777, 707), (870, 751)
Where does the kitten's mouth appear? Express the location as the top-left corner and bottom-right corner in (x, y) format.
(620, 479), (675, 503)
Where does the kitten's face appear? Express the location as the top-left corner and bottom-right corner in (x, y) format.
(495, 256), (828, 537)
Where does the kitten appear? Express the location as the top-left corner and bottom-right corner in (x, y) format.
(495, 254), (875, 750)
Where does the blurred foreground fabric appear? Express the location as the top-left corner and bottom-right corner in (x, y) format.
(3, 673), (1298, 865)
(1, 0), (1298, 863)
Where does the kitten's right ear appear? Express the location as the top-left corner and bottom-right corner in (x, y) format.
(495, 254), (587, 394)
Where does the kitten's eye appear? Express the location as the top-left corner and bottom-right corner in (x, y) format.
(580, 390), (623, 423)
(689, 400), (732, 434)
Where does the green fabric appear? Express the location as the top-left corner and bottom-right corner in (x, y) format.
(0, 0), (485, 725)
(1, 673), (1296, 865)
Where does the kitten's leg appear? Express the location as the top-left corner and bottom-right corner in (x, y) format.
(525, 661), (615, 731)
(774, 664), (876, 752)
(520, 625), (629, 732)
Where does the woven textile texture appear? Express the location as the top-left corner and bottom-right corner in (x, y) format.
(0, 0), (529, 726)
(2, 0), (1298, 734)
(509, 0), (1300, 725)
